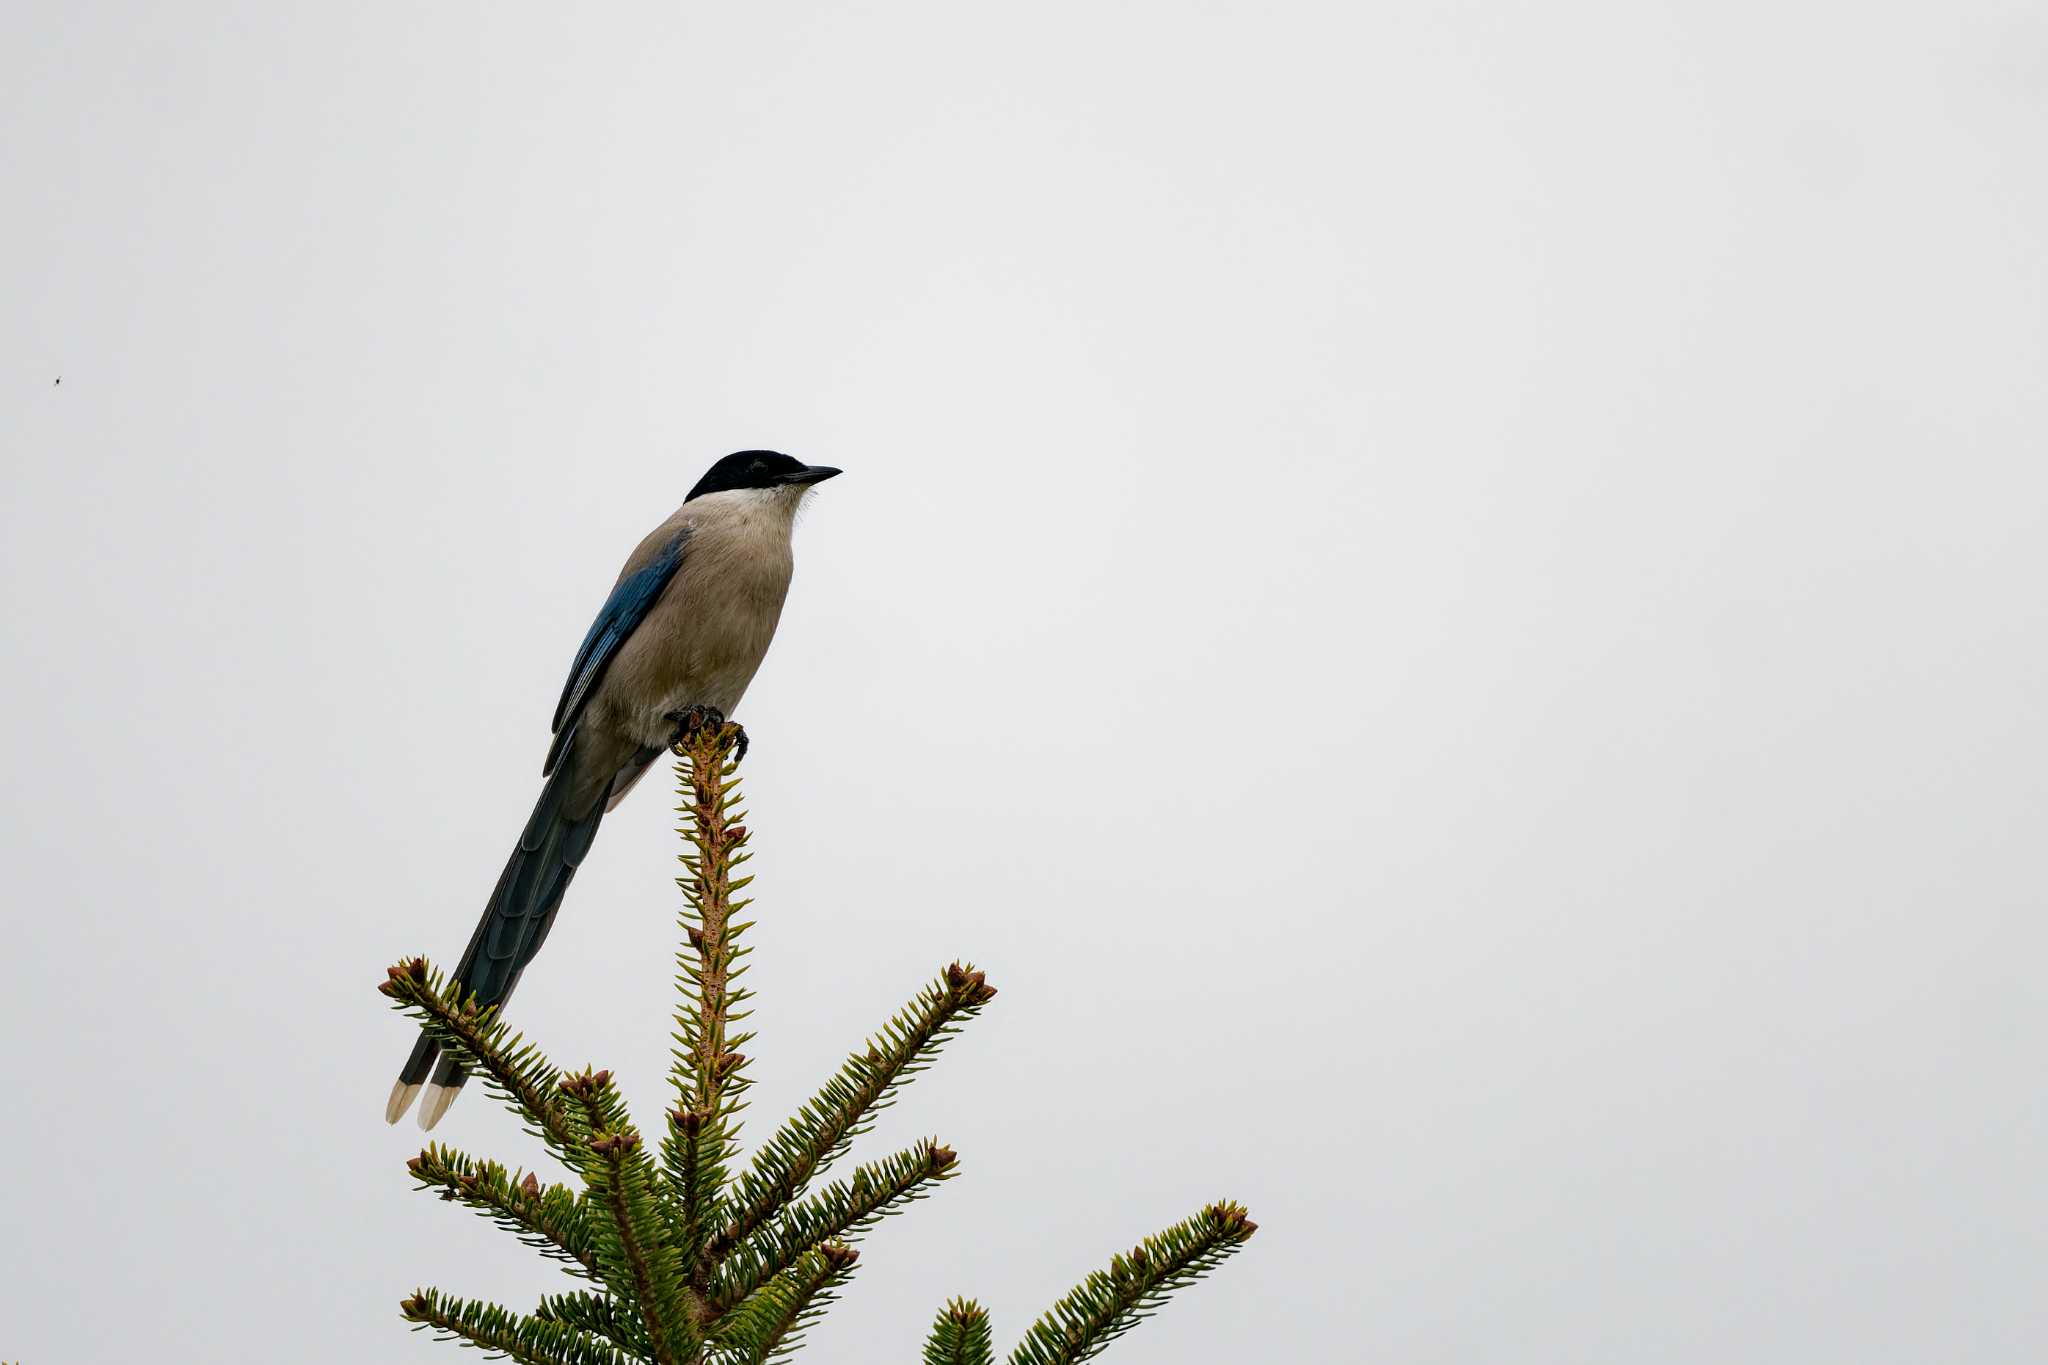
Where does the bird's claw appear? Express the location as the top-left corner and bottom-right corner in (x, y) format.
(665, 706), (749, 763)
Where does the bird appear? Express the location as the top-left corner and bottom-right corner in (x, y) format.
(387, 450), (842, 1130)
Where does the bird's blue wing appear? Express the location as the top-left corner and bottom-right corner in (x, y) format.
(543, 529), (689, 774)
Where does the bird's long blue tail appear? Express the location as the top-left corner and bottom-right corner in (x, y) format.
(387, 747), (610, 1129)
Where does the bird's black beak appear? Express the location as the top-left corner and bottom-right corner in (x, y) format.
(787, 465), (842, 486)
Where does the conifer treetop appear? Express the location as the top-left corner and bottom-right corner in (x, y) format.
(380, 715), (1256, 1363)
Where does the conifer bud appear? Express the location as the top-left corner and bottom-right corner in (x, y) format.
(943, 962), (996, 1005)
(520, 1171), (541, 1199)
(820, 1242), (859, 1270)
(1203, 1202), (1257, 1238)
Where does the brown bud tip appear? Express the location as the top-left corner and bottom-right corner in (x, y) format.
(520, 1171), (541, 1198)
(820, 1242), (859, 1270)
(943, 964), (996, 1005)
(687, 926), (705, 949)
(560, 1069), (612, 1099)
(401, 1295), (427, 1317)
(946, 1300), (986, 1324)
(1130, 1246), (1149, 1266)
(670, 1107), (707, 1135)
(715, 1051), (746, 1076)
(1203, 1202), (1256, 1237)
(405, 1155), (425, 1175)
(928, 1143), (958, 1171)
(727, 824), (747, 840)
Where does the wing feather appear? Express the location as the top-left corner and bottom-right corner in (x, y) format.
(544, 528), (689, 774)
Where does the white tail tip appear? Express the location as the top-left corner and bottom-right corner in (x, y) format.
(385, 1079), (421, 1125)
(418, 1081), (460, 1131)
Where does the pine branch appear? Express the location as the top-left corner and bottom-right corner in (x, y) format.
(710, 1245), (859, 1364)
(665, 720), (756, 1285)
(718, 964), (996, 1256)
(559, 1069), (696, 1364)
(534, 1291), (653, 1356)
(712, 1139), (957, 1315)
(380, 957), (583, 1159)
(1005, 1202), (1258, 1365)
(401, 1287), (627, 1365)
(662, 1103), (715, 1276)
(406, 1144), (599, 1279)
(923, 1299), (995, 1365)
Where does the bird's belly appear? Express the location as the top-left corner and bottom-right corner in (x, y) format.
(593, 554), (792, 749)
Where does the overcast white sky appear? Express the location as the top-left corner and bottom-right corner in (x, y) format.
(4, 2), (2045, 1361)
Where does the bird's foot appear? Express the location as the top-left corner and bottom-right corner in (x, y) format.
(665, 704), (725, 743)
(665, 706), (748, 763)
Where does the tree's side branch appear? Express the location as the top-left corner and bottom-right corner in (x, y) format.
(923, 1299), (996, 1365)
(712, 1139), (956, 1316)
(401, 1287), (626, 1365)
(406, 1144), (599, 1279)
(533, 1291), (651, 1356)
(380, 958), (581, 1158)
(561, 1071), (695, 1365)
(1004, 1202), (1259, 1365)
(712, 1245), (859, 1364)
(718, 964), (997, 1255)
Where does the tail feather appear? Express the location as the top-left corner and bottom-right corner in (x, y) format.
(387, 746), (614, 1129)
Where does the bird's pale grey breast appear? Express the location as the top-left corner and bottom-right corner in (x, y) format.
(593, 486), (802, 754)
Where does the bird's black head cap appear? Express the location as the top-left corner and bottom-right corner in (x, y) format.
(685, 450), (842, 502)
